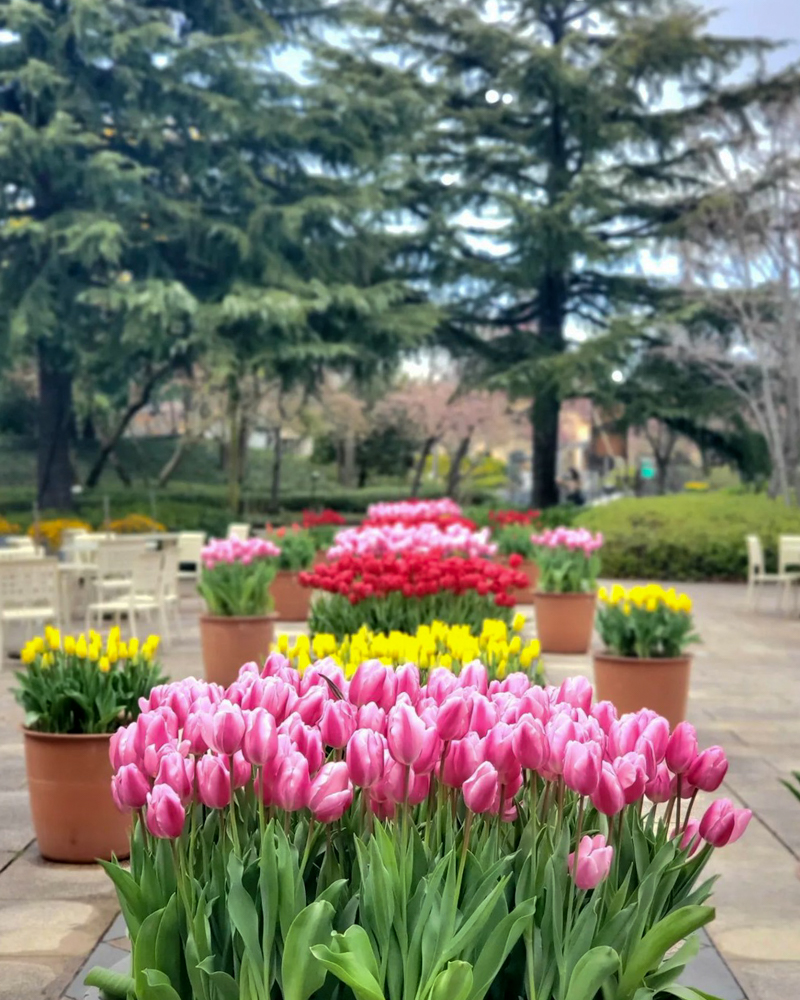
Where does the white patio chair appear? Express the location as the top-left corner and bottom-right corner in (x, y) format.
(0, 545), (43, 560)
(161, 541), (182, 636)
(746, 534), (793, 610)
(177, 531), (206, 581)
(5, 536), (40, 552)
(86, 549), (168, 641)
(227, 522), (251, 541)
(778, 535), (800, 613)
(91, 538), (147, 598)
(0, 559), (60, 665)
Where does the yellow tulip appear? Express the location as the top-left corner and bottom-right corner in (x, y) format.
(107, 643), (119, 664)
(21, 644), (36, 665)
(75, 634), (88, 659)
(277, 634), (289, 654)
(128, 637), (139, 657)
(509, 635), (521, 655)
(118, 641), (128, 659)
(32, 635), (45, 654)
(99, 656), (111, 673)
(512, 612), (525, 632)
(63, 635), (76, 655)
(88, 643), (101, 662)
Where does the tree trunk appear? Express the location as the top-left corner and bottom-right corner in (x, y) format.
(227, 377), (243, 514)
(531, 393), (560, 508)
(446, 434), (471, 499)
(269, 426), (283, 511)
(342, 431), (357, 488)
(158, 436), (190, 487)
(411, 436), (436, 497)
(37, 345), (74, 510)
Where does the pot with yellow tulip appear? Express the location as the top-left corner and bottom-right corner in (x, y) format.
(593, 584), (699, 728)
(14, 627), (165, 862)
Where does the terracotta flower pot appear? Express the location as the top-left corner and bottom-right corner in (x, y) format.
(199, 614), (278, 687)
(23, 730), (131, 863)
(593, 653), (692, 729)
(512, 559), (539, 603)
(270, 570), (312, 621)
(533, 591), (596, 654)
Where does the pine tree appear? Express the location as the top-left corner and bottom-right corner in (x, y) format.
(0, 0), (437, 508)
(344, 0), (800, 505)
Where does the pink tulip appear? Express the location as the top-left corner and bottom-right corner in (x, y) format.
(242, 708), (278, 766)
(309, 762), (353, 822)
(260, 679), (299, 724)
(613, 752), (648, 805)
(568, 834), (613, 890)
(607, 717), (640, 760)
(459, 661), (488, 695)
(206, 701), (246, 756)
(562, 740), (601, 796)
(638, 716), (670, 764)
(320, 701), (357, 749)
(484, 722), (518, 780)
(145, 784), (186, 839)
(349, 661), (396, 710)
(426, 667), (459, 704)
(665, 722), (698, 775)
(275, 751), (311, 811)
(288, 722), (325, 775)
(395, 663), (421, 703)
(387, 702), (427, 767)
(517, 685), (551, 724)
(442, 735), (481, 788)
(110, 724), (139, 770)
(347, 730), (386, 788)
(645, 763), (672, 804)
(511, 717), (548, 772)
(436, 694), (471, 742)
(591, 761), (626, 816)
(463, 762), (499, 814)
(687, 746), (728, 793)
(296, 687), (328, 726)
(156, 751), (195, 804)
(414, 727), (443, 775)
(557, 677), (593, 713)
(546, 716), (578, 775)
(113, 764), (150, 810)
(590, 701), (618, 734)
(357, 704), (387, 733)
(231, 751), (252, 789)
(470, 695), (498, 738)
(699, 798), (752, 848)
(408, 770), (431, 805)
(196, 753), (232, 809)
(677, 820), (702, 856)
(183, 712), (210, 754)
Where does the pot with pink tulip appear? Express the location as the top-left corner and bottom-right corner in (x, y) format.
(197, 536), (281, 687)
(531, 527), (603, 653)
(89, 659), (749, 1000)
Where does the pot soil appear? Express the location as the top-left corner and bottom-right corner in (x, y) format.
(23, 730), (131, 863)
(199, 614), (278, 687)
(533, 591), (596, 654)
(270, 570), (312, 621)
(593, 653), (692, 729)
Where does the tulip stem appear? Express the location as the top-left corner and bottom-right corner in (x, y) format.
(675, 776), (682, 833)
(458, 812), (474, 887)
(682, 789), (698, 833)
(229, 767), (241, 855)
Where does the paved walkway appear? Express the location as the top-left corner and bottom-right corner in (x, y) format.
(0, 583), (798, 1000)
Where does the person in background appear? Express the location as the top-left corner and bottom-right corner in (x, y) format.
(559, 467), (586, 506)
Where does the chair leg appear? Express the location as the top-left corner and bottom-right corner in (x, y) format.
(0, 619), (5, 668)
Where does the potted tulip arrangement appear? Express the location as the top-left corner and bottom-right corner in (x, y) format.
(531, 527), (603, 653)
(302, 508), (347, 552)
(13, 626), (163, 862)
(198, 536), (281, 686)
(277, 612), (543, 682)
(301, 551), (526, 638)
(89, 660), (749, 1000)
(364, 497), (476, 529)
(268, 526), (318, 621)
(326, 521), (497, 559)
(492, 523), (541, 602)
(594, 584), (699, 727)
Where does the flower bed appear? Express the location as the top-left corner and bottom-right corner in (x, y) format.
(327, 522), (496, 559)
(302, 552), (526, 636)
(106, 513), (166, 533)
(597, 584), (697, 659)
(92, 661), (750, 1000)
(275, 614), (542, 681)
(199, 537), (282, 616)
(363, 498), (477, 529)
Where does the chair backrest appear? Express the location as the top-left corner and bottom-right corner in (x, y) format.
(227, 523), (250, 541)
(132, 549), (163, 596)
(779, 535), (800, 575)
(161, 543), (179, 598)
(5, 536), (38, 549)
(94, 539), (146, 578)
(0, 558), (59, 610)
(178, 531), (206, 565)
(0, 546), (43, 561)
(746, 535), (764, 578)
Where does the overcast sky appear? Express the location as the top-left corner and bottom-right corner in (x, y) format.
(705, 0), (799, 68)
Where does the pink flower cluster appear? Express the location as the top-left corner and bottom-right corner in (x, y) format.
(201, 536), (281, 570)
(366, 498), (462, 521)
(327, 523), (497, 559)
(111, 662), (750, 890)
(530, 526), (604, 555)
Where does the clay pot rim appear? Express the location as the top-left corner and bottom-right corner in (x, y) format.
(533, 590), (597, 600)
(200, 612), (279, 624)
(593, 651), (693, 667)
(22, 727), (116, 742)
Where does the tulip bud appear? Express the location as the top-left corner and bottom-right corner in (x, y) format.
(387, 702), (427, 767)
(275, 751), (311, 812)
(156, 751), (195, 804)
(677, 819), (701, 856)
(686, 746), (728, 792)
(414, 726), (442, 775)
(309, 762), (353, 822)
(349, 660), (396, 710)
(568, 834), (613, 890)
(645, 762), (671, 804)
(435, 694), (471, 742)
(484, 722), (518, 781)
(395, 663), (421, 703)
(296, 686), (327, 726)
(458, 661), (488, 695)
(563, 740), (602, 797)
(591, 761), (625, 816)
(242, 708), (278, 766)
(145, 784), (186, 839)
(665, 722), (698, 775)
(357, 703), (386, 733)
(442, 735), (481, 788)
(231, 750), (252, 789)
(613, 752), (648, 805)
(590, 700), (618, 734)
(511, 717), (548, 772)
(425, 667), (460, 704)
(347, 730), (386, 788)
(110, 724), (139, 770)
(196, 753), (232, 809)
(557, 676), (593, 713)
(463, 761), (499, 814)
(699, 798), (752, 848)
(319, 701), (356, 750)
(113, 764), (150, 810)
(206, 701), (246, 756)
(470, 695), (498, 738)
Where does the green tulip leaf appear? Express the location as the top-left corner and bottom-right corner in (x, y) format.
(564, 945), (620, 1000)
(618, 906), (715, 999)
(311, 925), (385, 1000)
(281, 900), (335, 1000)
(83, 967), (134, 999)
(141, 969), (182, 1000)
(430, 961), (473, 1000)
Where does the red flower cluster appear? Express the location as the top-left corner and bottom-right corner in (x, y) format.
(363, 512), (477, 530)
(299, 552), (527, 606)
(488, 509), (541, 527)
(302, 509), (346, 529)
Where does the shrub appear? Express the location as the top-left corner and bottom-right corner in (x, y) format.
(0, 515), (21, 535)
(576, 492), (800, 581)
(106, 513), (166, 533)
(29, 518), (92, 551)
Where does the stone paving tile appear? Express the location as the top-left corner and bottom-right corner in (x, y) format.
(64, 942), (128, 1000)
(0, 790), (33, 853)
(0, 844), (118, 901)
(729, 960), (800, 1000)
(677, 944), (746, 1000)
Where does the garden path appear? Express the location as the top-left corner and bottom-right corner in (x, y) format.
(0, 582), (797, 1000)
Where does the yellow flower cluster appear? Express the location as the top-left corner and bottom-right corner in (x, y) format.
(28, 518), (92, 551)
(598, 583), (692, 615)
(684, 481), (710, 491)
(0, 515), (21, 536)
(21, 625), (160, 671)
(274, 616), (541, 680)
(107, 513), (166, 534)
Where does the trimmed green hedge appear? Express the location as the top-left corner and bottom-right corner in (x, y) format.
(575, 493), (800, 581)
